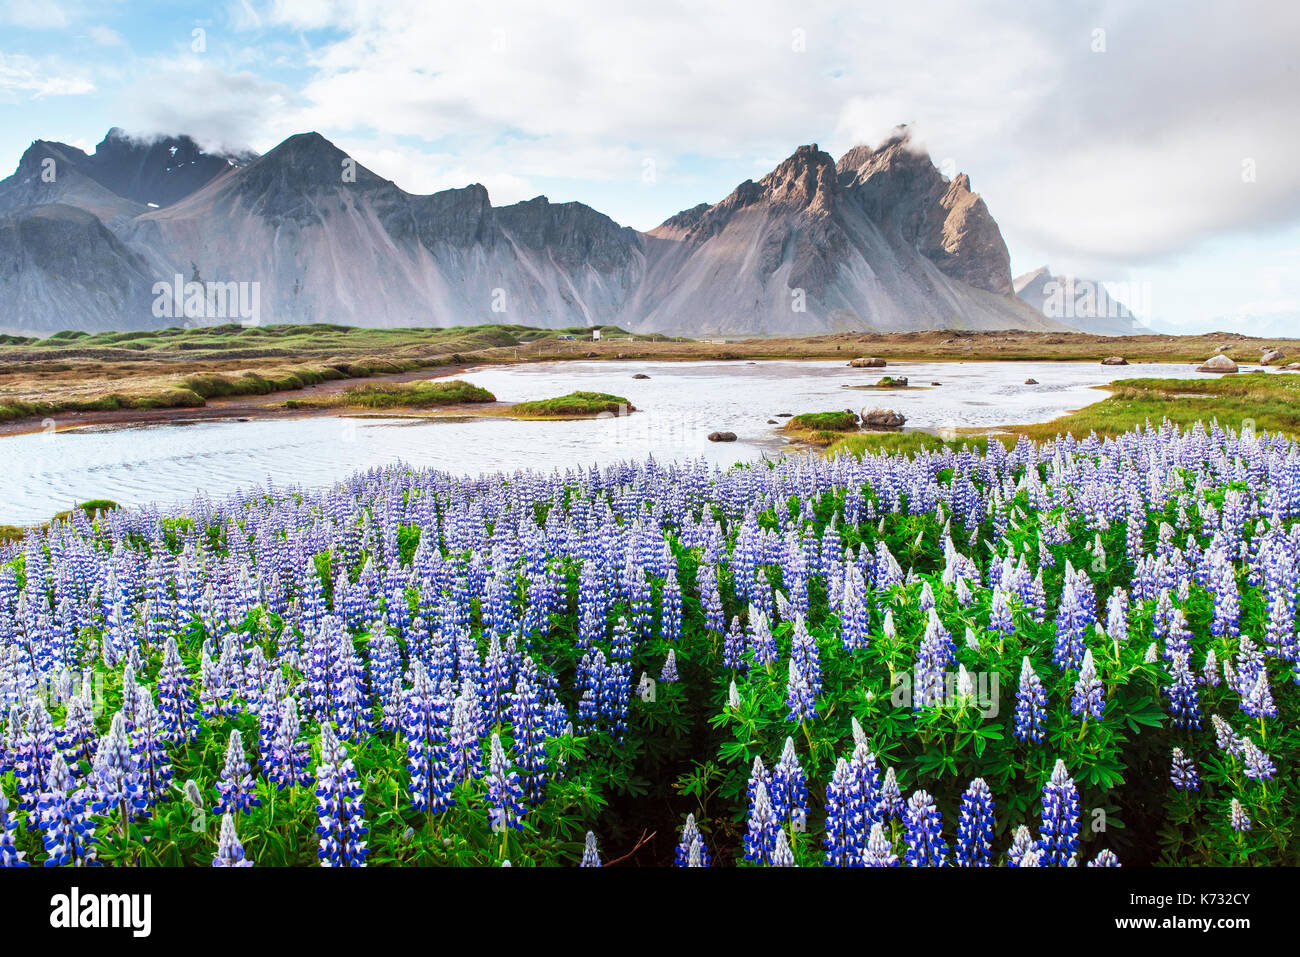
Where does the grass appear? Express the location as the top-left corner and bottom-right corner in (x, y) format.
(779, 410), (861, 446)
(825, 432), (994, 457)
(326, 380), (495, 409)
(508, 392), (635, 418)
(2, 499), (119, 540)
(1009, 372), (1300, 441)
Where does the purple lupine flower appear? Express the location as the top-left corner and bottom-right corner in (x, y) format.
(824, 757), (864, 867)
(1014, 657), (1047, 743)
(676, 813), (710, 868)
(37, 751), (96, 867)
(747, 607), (777, 668)
(1240, 737), (1277, 782)
(214, 729), (259, 816)
(130, 691), (172, 816)
(266, 696), (312, 791)
(660, 649), (678, 683)
(404, 661), (453, 813)
(14, 698), (57, 819)
(785, 659), (818, 725)
(1230, 798), (1251, 832)
(1038, 760), (1080, 867)
(880, 766), (904, 820)
(507, 664), (548, 805)
(90, 712), (137, 824)
(212, 813), (254, 867)
(771, 829), (796, 867)
(862, 822), (898, 866)
(903, 790), (949, 867)
(580, 830), (600, 867)
(771, 736), (808, 829)
(1006, 825), (1038, 867)
(1170, 748), (1200, 791)
(1071, 649), (1106, 722)
(1087, 849), (1121, 867)
(314, 722), (369, 867)
(955, 778), (995, 867)
(484, 732), (526, 834)
(744, 779), (779, 866)
(1165, 652), (1201, 730)
(0, 783), (27, 867)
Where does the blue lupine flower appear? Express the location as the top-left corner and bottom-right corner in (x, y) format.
(824, 757), (864, 867)
(744, 779), (779, 866)
(903, 790), (949, 867)
(91, 712), (137, 822)
(1230, 798), (1251, 832)
(213, 813), (254, 867)
(1165, 652), (1201, 730)
(880, 767), (904, 821)
(484, 732), (526, 834)
(660, 649), (678, 683)
(157, 636), (198, 744)
(862, 822), (898, 867)
(0, 783), (27, 867)
(267, 696), (313, 791)
(1071, 649), (1105, 722)
(1170, 748), (1200, 791)
(507, 664), (549, 805)
(1014, 657), (1047, 743)
(1038, 760), (1080, 867)
(130, 691), (172, 816)
(14, 698), (57, 818)
(1087, 848), (1121, 867)
(955, 778), (995, 867)
(214, 729), (260, 816)
(785, 659), (818, 725)
(37, 751), (96, 867)
(580, 831), (600, 867)
(315, 723), (369, 867)
(771, 829), (795, 867)
(1006, 825), (1039, 867)
(1240, 738), (1277, 781)
(771, 736), (808, 828)
(676, 813), (710, 868)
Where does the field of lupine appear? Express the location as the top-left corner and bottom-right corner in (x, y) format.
(1, 420), (1299, 867)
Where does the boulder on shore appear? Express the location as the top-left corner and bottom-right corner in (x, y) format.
(1101, 356), (1128, 366)
(1260, 349), (1285, 366)
(707, 431), (737, 442)
(1024, 378), (1039, 385)
(632, 373), (650, 379)
(860, 408), (906, 430)
(849, 357), (887, 368)
(1197, 354), (1238, 373)
(876, 376), (908, 388)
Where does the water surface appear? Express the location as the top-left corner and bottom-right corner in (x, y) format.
(0, 359), (1208, 524)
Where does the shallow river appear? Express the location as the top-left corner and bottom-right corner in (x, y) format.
(1, 359), (1208, 524)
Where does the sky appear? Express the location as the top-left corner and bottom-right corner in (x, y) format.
(2, 0), (1298, 333)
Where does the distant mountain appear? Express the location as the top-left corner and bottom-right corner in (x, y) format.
(0, 126), (1065, 335)
(1013, 266), (1151, 336)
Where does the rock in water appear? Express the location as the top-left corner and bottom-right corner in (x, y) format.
(1197, 354), (1239, 373)
(860, 408), (906, 430)
(707, 431), (738, 442)
(1101, 356), (1128, 366)
(849, 357), (887, 368)
(1260, 349), (1285, 366)
(632, 373), (650, 379)
(1024, 378), (1039, 385)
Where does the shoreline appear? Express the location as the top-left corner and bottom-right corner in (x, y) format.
(0, 353), (1236, 437)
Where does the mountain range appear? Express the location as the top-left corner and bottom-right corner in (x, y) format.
(0, 126), (1096, 336)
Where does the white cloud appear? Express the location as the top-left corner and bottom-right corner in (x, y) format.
(0, 53), (94, 98)
(0, 0), (68, 29)
(89, 25), (124, 46)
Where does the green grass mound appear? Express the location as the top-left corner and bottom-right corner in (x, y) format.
(338, 379), (496, 409)
(510, 392), (635, 418)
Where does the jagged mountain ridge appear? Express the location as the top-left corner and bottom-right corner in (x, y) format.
(0, 126), (1063, 334)
(1014, 266), (1151, 336)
